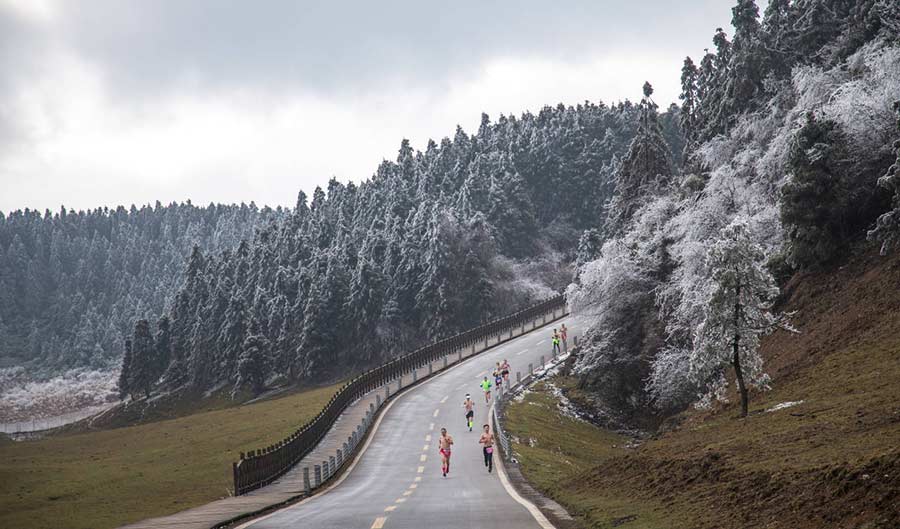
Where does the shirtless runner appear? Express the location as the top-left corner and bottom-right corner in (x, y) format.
(479, 424), (495, 473)
(439, 427), (454, 477)
(463, 394), (475, 431)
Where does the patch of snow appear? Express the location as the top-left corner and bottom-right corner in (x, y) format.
(0, 368), (119, 424)
(766, 400), (804, 413)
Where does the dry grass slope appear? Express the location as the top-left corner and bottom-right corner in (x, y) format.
(505, 249), (900, 529)
(0, 383), (340, 529)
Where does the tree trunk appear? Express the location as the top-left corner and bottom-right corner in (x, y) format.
(732, 283), (749, 417)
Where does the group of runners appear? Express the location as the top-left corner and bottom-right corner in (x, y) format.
(439, 394), (496, 477)
(436, 324), (571, 478)
(478, 359), (511, 404)
(552, 324), (568, 355)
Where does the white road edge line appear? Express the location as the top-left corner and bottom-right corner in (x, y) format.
(237, 318), (568, 529)
(491, 405), (557, 529)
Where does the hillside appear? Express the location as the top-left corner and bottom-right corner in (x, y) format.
(0, 382), (340, 529)
(0, 203), (282, 422)
(506, 247), (900, 528)
(114, 101), (685, 403)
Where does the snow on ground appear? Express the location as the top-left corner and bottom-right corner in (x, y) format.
(766, 400), (804, 413)
(0, 367), (120, 429)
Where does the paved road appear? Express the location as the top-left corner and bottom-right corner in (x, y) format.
(238, 316), (582, 529)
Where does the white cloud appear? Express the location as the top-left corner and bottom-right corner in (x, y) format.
(1, 1), (734, 213)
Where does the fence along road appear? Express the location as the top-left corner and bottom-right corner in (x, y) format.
(236, 313), (583, 529)
(120, 296), (571, 529)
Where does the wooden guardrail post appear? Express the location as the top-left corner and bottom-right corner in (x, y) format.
(541, 355), (545, 369)
(529, 363), (533, 376)
(303, 467), (311, 494)
(314, 465), (322, 487)
(329, 456), (336, 476)
(337, 448), (343, 467)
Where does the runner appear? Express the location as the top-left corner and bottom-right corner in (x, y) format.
(480, 376), (492, 403)
(463, 394), (475, 431)
(501, 359), (510, 383)
(438, 427), (454, 477)
(494, 369), (503, 397)
(479, 424), (495, 473)
(560, 324), (568, 352)
(552, 329), (561, 355)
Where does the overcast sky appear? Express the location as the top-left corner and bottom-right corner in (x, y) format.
(0, 0), (743, 213)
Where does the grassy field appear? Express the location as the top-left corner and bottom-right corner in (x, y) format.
(0, 383), (341, 529)
(505, 384), (673, 529)
(504, 249), (900, 529)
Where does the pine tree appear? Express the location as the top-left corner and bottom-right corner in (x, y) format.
(780, 113), (854, 267)
(131, 319), (156, 398)
(575, 228), (604, 272)
(236, 318), (269, 396)
(692, 217), (788, 417)
(118, 339), (133, 400)
(606, 83), (674, 235)
(868, 101), (900, 254)
(154, 316), (171, 382)
(679, 56), (700, 156)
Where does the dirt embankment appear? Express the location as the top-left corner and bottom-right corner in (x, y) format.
(545, 248), (900, 529)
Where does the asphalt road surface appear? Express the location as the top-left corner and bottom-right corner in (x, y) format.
(238, 315), (581, 529)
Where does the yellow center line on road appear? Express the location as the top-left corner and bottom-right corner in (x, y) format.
(429, 423), (435, 431)
(425, 434), (431, 442)
(417, 466), (425, 473)
(420, 454), (427, 462)
(372, 516), (386, 529)
(433, 409), (439, 418)
(422, 444), (429, 451)
(395, 497), (407, 503)
(384, 506), (397, 512)
(440, 395), (448, 403)
(403, 490), (413, 496)
(409, 483), (417, 489)
(414, 476), (422, 482)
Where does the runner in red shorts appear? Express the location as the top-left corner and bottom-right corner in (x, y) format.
(439, 427), (454, 477)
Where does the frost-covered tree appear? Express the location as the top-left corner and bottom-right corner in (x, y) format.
(131, 319), (156, 398)
(574, 228), (603, 273)
(679, 57), (700, 158)
(118, 339), (134, 400)
(606, 82), (674, 236)
(868, 100), (900, 254)
(154, 316), (172, 383)
(676, 217), (787, 417)
(237, 324), (269, 396)
(780, 113), (854, 267)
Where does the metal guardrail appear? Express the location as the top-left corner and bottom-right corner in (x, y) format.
(491, 337), (579, 463)
(232, 294), (567, 495)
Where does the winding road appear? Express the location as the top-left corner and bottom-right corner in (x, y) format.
(237, 316), (580, 529)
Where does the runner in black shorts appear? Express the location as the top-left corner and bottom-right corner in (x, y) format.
(463, 394), (475, 431)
